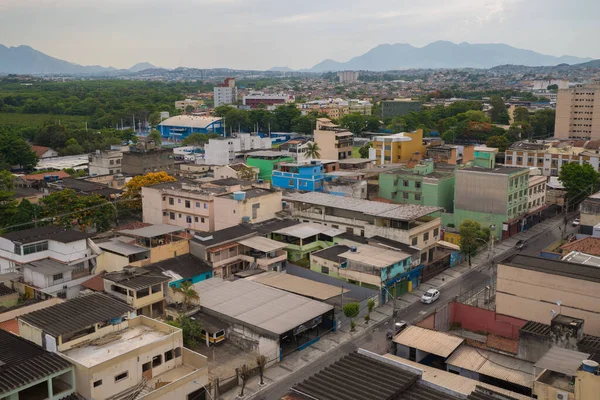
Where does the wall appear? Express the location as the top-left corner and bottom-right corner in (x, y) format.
(142, 187), (165, 225)
(246, 156), (294, 181)
(313, 130), (338, 160)
(450, 302), (527, 339)
(0, 292), (18, 308)
(213, 191), (282, 230)
(18, 319), (44, 346)
(497, 263), (600, 335)
(0, 297), (63, 323)
(453, 209), (507, 241)
(150, 240), (189, 263)
(96, 251), (130, 273)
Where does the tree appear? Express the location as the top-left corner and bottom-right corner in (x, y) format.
(174, 281), (199, 310)
(365, 116), (381, 132)
(167, 314), (203, 347)
(304, 142), (321, 159)
(213, 104), (235, 117)
(0, 130), (38, 170)
(41, 189), (113, 232)
(119, 129), (138, 145)
(149, 111), (161, 127)
(547, 84), (559, 91)
(239, 364), (250, 397)
(0, 170), (17, 227)
(364, 298), (376, 325)
(238, 165), (256, 181)
(489, 96), (509, 124)
(256, 355), (267, 386)
(121, 172), (177, 211)
(486, 135), (510, 152)
(147, 130), (162, 146)
(513, 107), (530, 123)
(459, 220), (490, 266)
(272, 103), (301, 132)
(185, 105), (194, 114)
(223, 108), (250, 133)
(343, 302), (360, 332)
(61, 138), (85, 156)
(8, 199), (42, 231)
(559, 162), (600, 206)
(358, 142), (372, 159)
(340, 114), (366, 134)
(181, 133), (208, 147)
(531, 109), (555, 137)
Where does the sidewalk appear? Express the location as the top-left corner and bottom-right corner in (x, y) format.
(218, 214), (567, 399)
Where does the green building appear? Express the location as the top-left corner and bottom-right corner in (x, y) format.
(381, 99), (422, 119)
(473, 146), (498, 168)
(245, 150), (294, 181)
(378, 160), (456, 212)
(454, 166), (530, 240)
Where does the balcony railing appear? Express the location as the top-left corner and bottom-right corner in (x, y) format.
(256, 250), (287, 267)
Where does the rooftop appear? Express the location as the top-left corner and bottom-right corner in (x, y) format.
(192, 225), (255, 248)
(562, 251), (600, 267)
(147, 254), (212, 280)
(247, 218), (300, 236)
(339, 244), (412, 268)
(97, 239), (149, 256)
(459, 166), (529, 175)
(104, 268), (171, 290)
(283, 192), (441, 221)
(19, 293), (133, 337)
(246, 271), (349, 301)
(0, 225), (89, 244)
(193, 278), (333, 337)
(246, 150), (294, 158)
(220, 188), (278, 200)
(22, 170), (71, 182)
(311, 245), (351, 262)
(368, 235), (421, 254)
(21, 259), (77, 276)
(0, 283), (15, 297)
(238, 236), (287, 253)
(158, 115), (222, 129)
(273, 222), (344, 239)
(0, 329), (73, 395)
(560, 237), (600, 257)
(61, 323), (169, 368)
(393, 325), (464, 358)
(118, 224), (185, 238)
(504, 254), (600, 283)
(534, 346), (591, 376)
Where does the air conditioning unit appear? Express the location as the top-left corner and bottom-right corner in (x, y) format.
(556, 390), (568, 400)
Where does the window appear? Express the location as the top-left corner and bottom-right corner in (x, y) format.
(403, 180), (409, 187)
(194, 217), (199, 223)
(152, 284), (162, 294)
(415, 194), (421, 201)
(137, 288), (150, 298)
(165, 349), (174, 362)
(178, 213), (182, 218)
(115, 371), (128, 383)
(434, 228), (439, 237)
(142, 362), (151, 372)
(403, 193), (409, 199)
(200, 217), (205, 223)
(186, 216), (192, 223)
(110, 159), (114, 165)
(204, 203), (208, 209)
(170, 212), (175, 220)
(196, 202), (201, 207)
(415, 181), (421, 189)
(423, 232), (429, 241)
(53, 273), (63, 281)
(109, 169), (114, 175)
(321, 266), (329, 274)
(178, 199), (181, 204)
(23, 241), (48, 255)
(346, 227), (354, 234)
(94, 380), (103, 387)
(185, 200), (191, 208)
(508, 194), (512, 202)
(412, 237), (418, 246)
(57, 291), (67, 299)
(174, 347), (182, 358)
(152, 355), (162, 367)
(13, 244), (21, 255)
(169, 198), (174, 205)
(516, 157), (523, 163)
(288, 179), (294, 186)
(332, 224), (339, 229)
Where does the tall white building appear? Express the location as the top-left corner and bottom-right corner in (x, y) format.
(337, 71), (359, 83)
(214, 77), (237, 107)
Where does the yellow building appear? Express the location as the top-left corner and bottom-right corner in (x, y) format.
(313, 118), (354, 160)
(371, 129), (427, 164)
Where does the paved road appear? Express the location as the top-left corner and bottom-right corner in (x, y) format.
(252, 215), (578, 400)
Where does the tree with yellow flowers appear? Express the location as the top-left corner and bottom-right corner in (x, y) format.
(121, 172), (177, 211)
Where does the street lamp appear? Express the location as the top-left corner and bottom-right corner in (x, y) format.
(381, 286), (397, 325)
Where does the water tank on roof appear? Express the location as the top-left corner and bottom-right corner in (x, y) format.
(350, 246), (357, 252)
(233, 191), (246, 201)
(242, 216), (251, 223)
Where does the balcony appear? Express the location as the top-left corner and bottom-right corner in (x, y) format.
(256, 250), (287, 268)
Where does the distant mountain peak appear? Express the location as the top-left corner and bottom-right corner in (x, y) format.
(129, 62), (156, 72)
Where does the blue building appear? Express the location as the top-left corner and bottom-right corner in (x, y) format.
(157, 115), (224, 141)
(272, 161), (325, 191)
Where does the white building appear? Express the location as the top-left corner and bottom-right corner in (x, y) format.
(21, 259), (97, 299)
(89, 150), (123, 176)
(528, 171), (547, 213)
(174, 99), (204, 111)
(214, 77), (237, 107)
(0, 226), (99, 274)
(204, 134), (271, 165)
(337, 71), (359, 83)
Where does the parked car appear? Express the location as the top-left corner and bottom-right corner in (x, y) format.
(421, 289), (440, 304)
(572, 218), (581, 227)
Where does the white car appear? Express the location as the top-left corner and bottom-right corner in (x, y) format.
(421, 289), (440, 304)
(572, 218), (581, 227)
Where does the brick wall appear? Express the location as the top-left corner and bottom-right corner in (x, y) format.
(451, 302), (527, 339)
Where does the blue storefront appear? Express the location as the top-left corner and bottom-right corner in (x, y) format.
(381, 265), (424, 305)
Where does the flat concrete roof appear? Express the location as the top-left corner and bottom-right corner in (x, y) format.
(246, 271), (349, 301)
(273, 223), (343, 239)
(194, 278), (333, 337)
(339, 244), (411, 268)
(534, 346), (591, 376)
(119, 224), (184, 238)
(97, 240), (149, 256)
(238, 236), (287, 253)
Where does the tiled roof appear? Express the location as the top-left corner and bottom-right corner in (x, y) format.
(104, 268), (171, 290)
(22, 170), (70, 182)
(560, 237), (600, 257)
(19, 293), (133, 337)
(0, 329), (72, 395)
(0, 319), (19, 335)
(30, 145), (50, 157)
(81, 274), (105, 292)
(0, 225), (89, 244)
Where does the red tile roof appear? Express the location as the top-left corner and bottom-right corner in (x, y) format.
(560, 237), (600, 257)
(81, 274), (105, 292)
(30, 145), (50, 157)
(0, 319), (19, 335)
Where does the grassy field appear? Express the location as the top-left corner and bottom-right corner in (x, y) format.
(352, 146), (361, 158)
(0, 113), (88, 128)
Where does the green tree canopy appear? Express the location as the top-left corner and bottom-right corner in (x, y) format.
(490, 96), (509, 124)
(0, 170), (17, 227)
(60, 138), (85, 156)
(147, 130), (162, 146)
(559, 162), (600, 205)
(304, 142), (321, 159)
(513, 107), (530, 123)
(459, 220), (491, 266)
(0, 130), (38, 170)
(358, 142), (372, 158)
(41, 189), (113, 232)
(181, 132), (208, 147)
(486, 135), (510, 152)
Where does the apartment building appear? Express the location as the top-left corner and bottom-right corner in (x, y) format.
(555, 83), (600, 139)
(174, 98), (204, 111)
(204, 134), (271, 165)
(18, 294), (209, 400)
(214, 77), (237, 107)
(337, 71), (359, 83)
(381, 99), (422, 118)
(271, 161), (325, 192)
(313, 118), (353, 160)
(369, 129), (428, 165)
(21, 258), (95, 299)
(122, 141), (174, 175)
(245, 150), (295, 180)
(527, 173), (547, 214)
(283, 192), (442, 265)
(89, 150), (123, 176)
(454, 167), (530, 240)
(0, 226), (98, 275)
(505, 140), (600, 177)
(242, 92), (294, 108)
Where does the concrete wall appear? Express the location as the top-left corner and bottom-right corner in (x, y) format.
(142, 186), (164, 225)
(450, 302), (527, 339)
(96, 251), (130, 273)
(213, 191), (282, 230)
(150, 240), (189, 263)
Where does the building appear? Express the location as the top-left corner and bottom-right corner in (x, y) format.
(270, 223), (344, 262)
(378, 161), (456, 212)
(272, 161), (325, 192)
(46, 178), (120, 199)
(204, 134), (271, 165)
(103, 267), (171, 318)
(473, 146), (498, 168)
(392, 325), (464, 364)
(323, 170), (368, 199)
(313, 118), (353, 160)
(213, 188), (283, 230)
(337, 71), (359, 83)
(213, 163), (259, 181)
(504, 140), (600, 177)
(192, 277), (334, 361)
(381, 99), (423, 119)
(283, 192), (442, 265)
(426, 144), (475, 165)
(454, 167), (530, 240)
(555, 83), (600, 140)
(157, 115), (224, 140)
(245, 150), (295, 180)
(0, 226), (98, 275)
(174, 98), (204, 111)
(527, 172), (547, 214)
(20, 259), (96, 299)
(577, 191), (600, 234)
(30, 145), (59, 159)
(348, 100), (373, 116)
(121, 141), (175, 175)
(496, 254), (600, 335)
(0, 329), (77, 400)
(147, 254), (213, 288)
(242, 92), (295, 108)
(369, 129), (428, 165)
(214, 77), (237, 107)
(88, 150), (123, 176)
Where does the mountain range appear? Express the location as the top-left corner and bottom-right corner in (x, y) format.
(304, 41), (592, 72)
(0, 42), (595, 75)
(0, 45), (155, 75)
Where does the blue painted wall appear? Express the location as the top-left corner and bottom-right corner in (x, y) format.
(272, 163), (325, 191)
(169, 271), (213, 288)
(158, 121), (224, 139)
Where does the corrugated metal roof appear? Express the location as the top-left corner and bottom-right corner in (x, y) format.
(238, 236), (287, 253)
(246, 271), (349, 301)
(534, 346), (591, 375)
(446, 345), (534, 388)
(519, 321), (551, 336)
(273, 223), (343, 239)
(393, 326), (464, 358)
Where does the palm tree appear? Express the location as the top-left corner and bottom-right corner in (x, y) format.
(304, 142), (321, 159)
(173, 281), (199, 310)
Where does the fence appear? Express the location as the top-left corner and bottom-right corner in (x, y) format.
(455, 270), (497, 311)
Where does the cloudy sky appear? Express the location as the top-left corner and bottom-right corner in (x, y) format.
(0, 0), (598, 70)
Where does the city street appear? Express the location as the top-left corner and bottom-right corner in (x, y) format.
(249, 213), (579, 400)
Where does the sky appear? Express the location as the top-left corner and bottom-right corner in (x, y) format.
(0, 0), (598, 70)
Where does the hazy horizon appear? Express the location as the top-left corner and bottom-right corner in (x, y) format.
(1, 0), (598, 70)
